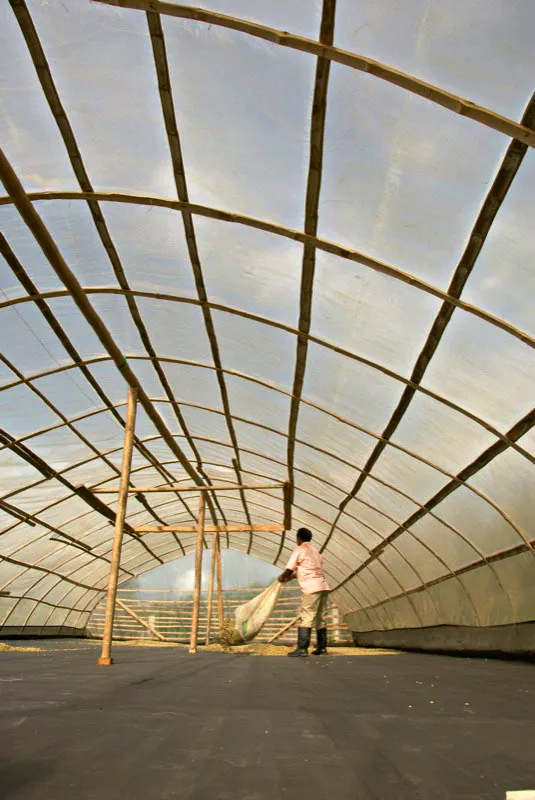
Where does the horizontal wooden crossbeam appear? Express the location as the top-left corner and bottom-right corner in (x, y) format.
(93, 483), (285, 494)
(133, 524), (286, 533)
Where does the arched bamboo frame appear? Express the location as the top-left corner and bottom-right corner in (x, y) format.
(1, 0), (533, 636)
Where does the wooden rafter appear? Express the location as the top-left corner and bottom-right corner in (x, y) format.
(324, 94), (535, 555)
(2, 388), (529, 539)
(94, 0), (535, 146)
(0, 231), (195, 533)
(134, 525), (285, 533)
(93, 483), (284, 493)
(335, 408), (535, 592)
(2, 397), (529, 570)
(146, 10), (252, 530)
(0, 148), (204, 490)
(1, 210), (533, 350)
(285, 0), (335, 561)
(2, 353), (533, 467)
(9, 0), (203, 537)
(344, 539), (535, 619)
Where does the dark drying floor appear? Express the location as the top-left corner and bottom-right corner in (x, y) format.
(1, 640), (534, 800)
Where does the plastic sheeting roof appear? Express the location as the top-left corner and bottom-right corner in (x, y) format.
(0, 0), (534, 634)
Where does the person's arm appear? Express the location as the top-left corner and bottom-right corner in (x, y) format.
(277, 568), (295, 583)
(278, 548), (299, 583)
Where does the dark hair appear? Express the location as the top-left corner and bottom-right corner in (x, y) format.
(296, 527), (312, 542)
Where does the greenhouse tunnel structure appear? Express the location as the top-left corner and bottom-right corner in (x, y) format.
(0, 0), (534, 656)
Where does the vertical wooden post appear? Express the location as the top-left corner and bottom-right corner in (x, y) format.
(216, 531), (224, 627)
(189, 493), (205, 654)
(98, 386), (138, 666)
(204, 531), (217, 645)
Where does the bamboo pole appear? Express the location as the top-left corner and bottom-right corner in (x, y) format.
(189, 493), (205, 654)
(0, 147), (201, 488)
(134, 524), (285, 533)
(98, 386), (138, 666)
(204, 531), (217, 645)
(94, 0), (535, 147)
(216, 532), (224, 628)
(116, 598), (167, 641)
(267, 614), (300, 644)
(93, 483), (284, 493)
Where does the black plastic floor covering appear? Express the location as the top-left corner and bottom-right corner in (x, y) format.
(1, 640), (534, 799)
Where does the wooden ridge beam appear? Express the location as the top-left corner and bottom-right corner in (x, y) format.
(134, 524), (285, 533)
(94, 0), (535, 146)
(93, 483), (285, 493)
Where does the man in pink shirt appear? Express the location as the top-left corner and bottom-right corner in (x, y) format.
(278, 528), (330, 657)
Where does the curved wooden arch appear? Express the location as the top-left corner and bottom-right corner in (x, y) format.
(1, 444), (513, 631)
(93, 0), (535, 146)
(3, 399), (530, 583)
(3, 0), (533, 636)
(2, 378), (529, 550)
(1, 315), (533, 471)
(1, 197), (533, 351)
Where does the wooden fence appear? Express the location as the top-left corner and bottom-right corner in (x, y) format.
(87, 587), (352, 645)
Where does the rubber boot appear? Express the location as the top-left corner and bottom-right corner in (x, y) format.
(312, 627), (328, 655)
(287, 626), (311, 657)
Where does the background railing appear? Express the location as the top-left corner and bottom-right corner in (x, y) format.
(87, 587), (353, 645)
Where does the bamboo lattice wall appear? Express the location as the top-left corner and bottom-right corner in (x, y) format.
(87, 587), (352, 645)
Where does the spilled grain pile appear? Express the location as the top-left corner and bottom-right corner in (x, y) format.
(0, 642), (42, 652)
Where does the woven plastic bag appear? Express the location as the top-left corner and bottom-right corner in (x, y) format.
(232, 581), (283, 643)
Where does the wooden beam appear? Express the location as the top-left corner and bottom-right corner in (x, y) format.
(116, 597), (167, 641)
(94, 0), (535, 147)
(2, 351), (532, 466)
(335, 409), (535, 592)
(322, 94), (535, 558)
(215, 532), (223, 628)
(204, 532), (217, 645)
(326, 93), (535, 545)
(189, 494), (205, 654)
(146, 9), (253, 532)
(2, 228), (533, 352)
(267, 614), (300, 644)
(134, 524), (285, 533)
(98, 387), (138, 666)
(0, 146), (201, 488)
(9, 0), (203, 531)
(93, 483), (284, 493)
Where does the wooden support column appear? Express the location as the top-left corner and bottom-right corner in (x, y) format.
(216, 531), (224, 627)
(98, 386), (138, 666)
(189, 493), (205, 654)
(205, 531), (217, 645)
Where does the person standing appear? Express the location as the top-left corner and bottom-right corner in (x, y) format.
(278, 528), (330, 657)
